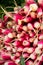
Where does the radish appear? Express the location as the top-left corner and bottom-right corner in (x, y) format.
(34, 22), (40, 29)
(23, 53), (29, 58)
(4, 61), (16, 65)
(1, 53), (11, 60)
(26, 60), (33, 65)
(38, 0), (43, 9)
(29, 3), (38, 11)
(37, 7), (43, 18)
(23, 5), (30, 14)
(38, 40), (43, 48)
(23, 17), (33, 23)
(27, 23), (33, 30)
(13, 40), (22, 47)
(30, 12), (37, 19)
(23, 40), (30, 47)
(13, 13), (23, 23)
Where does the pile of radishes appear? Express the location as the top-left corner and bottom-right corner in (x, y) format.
(0, 0), (43, 65)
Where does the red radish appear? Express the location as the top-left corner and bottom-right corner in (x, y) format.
(29, 37), (34, 43)
(7, 21), (13, 28)
(0, 19), (4, 28)
(12, 32), (16, 38)
(29, 3), (38, 11)
(34, 22), (40, 29)
(38, 0), (43, 8)
(4, 15), (9, 22)
(20, 31), (26, 37)
(38, 55), (43, 61)
(8, 33), (14, 38)
(23, 53), (29, 58)
(2, 29), (12, 35)
(12, 48), (16, 53)
(35, 47), (42, 55)
(30, 53), (37, 60)
(0, 60), (4, 64)
(25, 34), (29, 40)
(4, 61), (16, 65)
(42, 55), (43, 61)
(0, 19), (3, 22)
(23, 40), (30, 47)
(18, 19), (22, 25)
(33, 38), (38, 47)
(39, 34), (43, 40)
(23, 47), (29, 53)
(16, 25), (22, 32)
(19, 37), (25, 42)
(28, 31), (35, 37)
(23, 17), (33, 23)
(13, 40), (21, 47)
(0, 22), (3, 28)
(37, 7), (42, 18)
(35, 62), (39, 65)
(26, 60), (33, 65)
(12, 25), (16, 31)
(0, 29), (2, 34)
(27, 47), (34, 54)
(5, 46), (12, 51)
(30, 12), (37, 19)
(23, 5), (30, 14)
(4, 35), (12, 43)
(15, 52), (21, 57)
(15, 58), (20, 64)
(22, 26), (28, 32)
(27, 23), (33, 30)
(0, 1), (43, 65)
(17, 33), (22, 39)
(40, 23), (43, 30)
(17, 46), (23, 52)
(17, 34), (21, 39)
(38, 61), (43, 65)
(38, 40), (43, 48)
(13, 13), (23, 23)
(18, 8), (25, 15)
(1, 53), (11, 60)
(4, 42), (10, 46)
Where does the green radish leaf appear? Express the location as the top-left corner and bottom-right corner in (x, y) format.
(20, 55), (25, 65)
(1, 6), (14, 20)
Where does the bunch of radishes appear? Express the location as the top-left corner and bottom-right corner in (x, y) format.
(0, 0), (43, 65)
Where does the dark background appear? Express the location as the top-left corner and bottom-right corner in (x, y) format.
(0, 0), (25, 18)
(0, 0), (25, 7)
